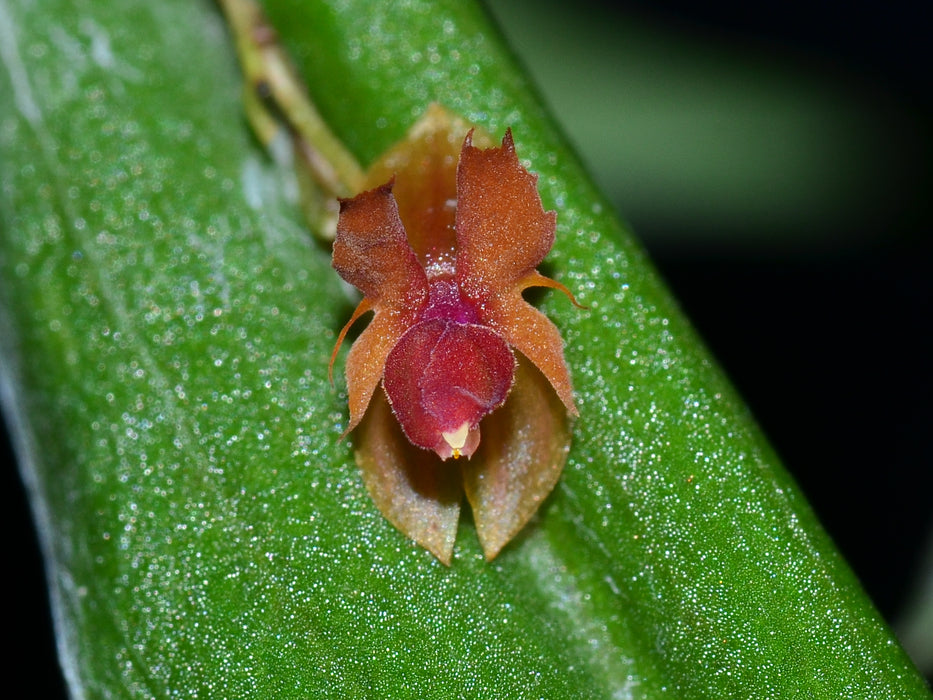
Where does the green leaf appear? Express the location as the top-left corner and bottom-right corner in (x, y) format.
(0, 0), (928, 697)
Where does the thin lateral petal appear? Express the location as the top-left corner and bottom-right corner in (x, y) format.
(519, 270), (586, 309)
(463, 354), (572, 560)
(329, 297), (371, 384)
(455, 129), (557, 303)
(355, 390), (462, 565)
(483, 295), (577, 416)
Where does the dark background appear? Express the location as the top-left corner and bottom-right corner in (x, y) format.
(602, 0), (932, 628)
(6, 0), (930, 695)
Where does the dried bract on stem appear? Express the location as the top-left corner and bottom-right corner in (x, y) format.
(218, 0), (364, 239)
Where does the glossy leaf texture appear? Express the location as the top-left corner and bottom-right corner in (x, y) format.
(0, 1), (928, 699)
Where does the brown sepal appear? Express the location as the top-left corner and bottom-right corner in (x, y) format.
(463, 354), (572, 559)
(355, 390), (462, 565)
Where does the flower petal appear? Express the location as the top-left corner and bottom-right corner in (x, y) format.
(333, 181), (428, 306)
(331, 182), (429, 431)
(452, 131), (578, 415)
(354, 390), (462, 565)
(481, 294), (578, 416)
(454, 129), (557, 300)
(341, 309), (410, 434)
(463, 353), (572, 560)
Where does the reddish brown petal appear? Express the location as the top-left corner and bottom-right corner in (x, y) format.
(355, 389), (462, 565)
(482, 295), (578, 416)
(454, 129), (557, 303)
(342, 311), (410, 434)
(331, 182), (430, 430)
(332, 181), (429, 305)
(383, 319), (515, 459)
(452, 131), (578, 416)
(463, 354), (572, 560)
